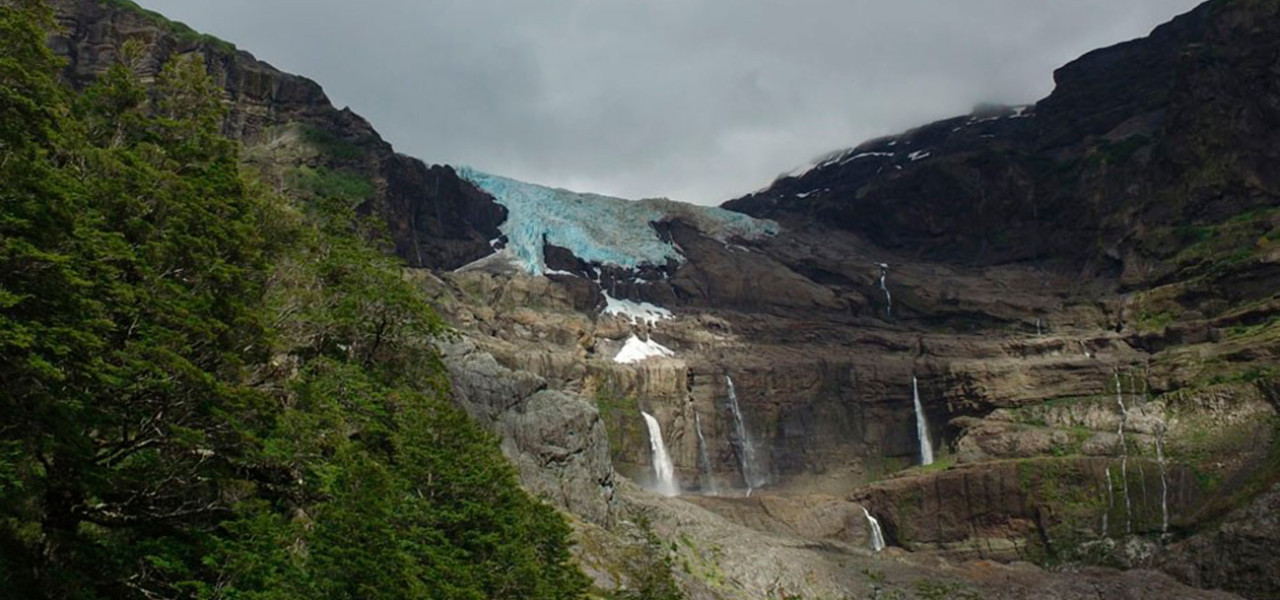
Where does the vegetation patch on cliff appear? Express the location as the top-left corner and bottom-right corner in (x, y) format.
(96, 0), (236, 52)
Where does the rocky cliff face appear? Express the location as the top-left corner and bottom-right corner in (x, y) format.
(45, 1), (1280, 599)
(723, 0), (1280, 288)
(417, 1), (1280, 597)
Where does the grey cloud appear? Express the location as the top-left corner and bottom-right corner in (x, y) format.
(147, 0), (1203, 204)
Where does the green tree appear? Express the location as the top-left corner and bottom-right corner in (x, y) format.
(1, 3), (588, 599)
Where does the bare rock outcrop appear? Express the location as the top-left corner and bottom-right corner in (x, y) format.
(1161, 482), (1280, 600)
(442, 340), (617, 524)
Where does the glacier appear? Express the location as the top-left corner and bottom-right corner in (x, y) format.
(456, 167), (778, 275)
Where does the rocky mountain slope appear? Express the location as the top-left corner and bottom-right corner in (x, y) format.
(45, 0), (1280, 598)
(50, 0), (508, 270)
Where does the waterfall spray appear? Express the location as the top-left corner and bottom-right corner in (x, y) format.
(694, 412), (718, 496)
(726, 376), (765, 494)
(912, 377), (935, 466)
(862, 507), (886, 552)
(641, 411), (678, 497)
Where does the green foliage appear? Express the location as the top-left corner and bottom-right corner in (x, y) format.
(1014, 459), (1110, 565)
(1163, 207), (1280, 281)
(297, 123), (365, 161)
(96, 0), (236, 53)
(0, 5), (587, 599)
(1133, 307), (1177, 332)
(1203, 366), (1276, 387)
(913, 579), (983, 600)
(1225, 315), (1280, 339)
(901, 451), (955, 475)
(287, 165), (375, 206)
(593, 387), (643, 465)
(1175, 416), (1280, 533)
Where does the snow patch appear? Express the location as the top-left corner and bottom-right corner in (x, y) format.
(908, 150), (932, 162)
(838, 151), (894, 165)
(603, 292), (673, 326)
(614, 335), (674, 364)
(453, 247), (525, 274)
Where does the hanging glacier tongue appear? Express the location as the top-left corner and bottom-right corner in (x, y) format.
(456, 167), (776, 276)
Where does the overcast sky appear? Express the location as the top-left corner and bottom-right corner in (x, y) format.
(144, 0), (1201, 205)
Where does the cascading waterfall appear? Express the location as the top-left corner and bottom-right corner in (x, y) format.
(1115, 370), (1132, 534)
(641, 411), (678, 497)
(862, 507), (886, 552)
(1156, 424), (1169, 534)
(912, 376), (935, 466)
(694, 412), (718, 496)
(726, 376), (765, 494)
(876, 263), (892, 318)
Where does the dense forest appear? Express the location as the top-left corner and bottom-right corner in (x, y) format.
(0, 1), (588, 598)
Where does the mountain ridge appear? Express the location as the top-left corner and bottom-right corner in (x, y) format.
(50, 0), (510, 271)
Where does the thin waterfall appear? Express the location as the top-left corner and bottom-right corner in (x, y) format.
(641, 411), (678, 497)
(1103, 465), (1114, 537)
(876, 263), (892, 318)
(912, 376), (935, 466)
(726, 376), (765, 494)
(1115, 370), (1132, 534)
(862, 507), (886, 552)
(1156, 424), (1169, 534)
(694, 412), (718, 496)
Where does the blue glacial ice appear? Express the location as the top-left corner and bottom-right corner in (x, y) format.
(456, 167), (778, 275)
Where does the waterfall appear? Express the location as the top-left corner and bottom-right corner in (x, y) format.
(1156, 425), (1169, 534)
(694, 412), (718, 496)
(1115, 371), (1132, 534)
(641, 411), (678, 497)
(912, 377), (935, 466)
(862, 507), (886, 552)
(1102, 465), (1114, 537)
(726, 376), (765, 494)
(876, 263), (892, 318)
(1035, 317), (1043, 336)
